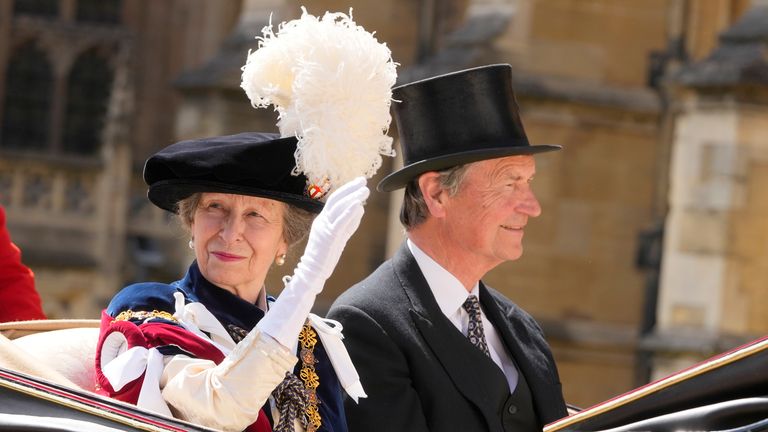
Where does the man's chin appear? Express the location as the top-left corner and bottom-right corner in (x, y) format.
(498, 247), (524, 263)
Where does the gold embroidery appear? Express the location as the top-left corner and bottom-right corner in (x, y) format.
(298, 323), (322, 431)
(111, 309), (178, 324)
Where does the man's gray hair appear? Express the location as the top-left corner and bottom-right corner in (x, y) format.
(400, 164), (471, 229)
(176, 193), (315, 248)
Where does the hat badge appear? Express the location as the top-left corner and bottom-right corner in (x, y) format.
(305, 178), (331, 200)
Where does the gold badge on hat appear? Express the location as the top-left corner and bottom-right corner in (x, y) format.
(305, 178), (331, 200)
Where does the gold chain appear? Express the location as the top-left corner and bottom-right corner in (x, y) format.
(298, 323), (322, 431)
(112, 309), (178, 324)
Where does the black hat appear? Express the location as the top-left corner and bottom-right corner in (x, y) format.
(144, 132), (324, 214)
(377, 64), (561, 192)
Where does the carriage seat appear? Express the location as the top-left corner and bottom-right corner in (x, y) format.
(0, 320), (100, 392)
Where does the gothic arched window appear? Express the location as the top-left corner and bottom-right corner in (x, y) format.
(76, 0), (122, 24)
(13, 0), (58, 17)
(62, 49), (113, 155)
(1, 42), (53, 151)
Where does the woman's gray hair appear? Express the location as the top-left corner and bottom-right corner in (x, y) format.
(400, 164), (471, 229)
(176, 193), (315, 248)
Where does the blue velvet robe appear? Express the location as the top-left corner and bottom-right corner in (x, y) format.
(107, 262), (348, 432)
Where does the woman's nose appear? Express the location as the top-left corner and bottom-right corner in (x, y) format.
(219, 214), (245, 243)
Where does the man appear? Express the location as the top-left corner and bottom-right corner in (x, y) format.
(328, 64), (568, 431)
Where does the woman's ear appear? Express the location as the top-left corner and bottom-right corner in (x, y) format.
(276, 233), (289, 258)
(418, 172), (447, 219)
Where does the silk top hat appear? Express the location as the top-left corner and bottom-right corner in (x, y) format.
(377, 64), (561, 192)
(144, 132), (324, 214)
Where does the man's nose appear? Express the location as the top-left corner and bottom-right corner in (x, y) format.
(518, 187), (542, 218)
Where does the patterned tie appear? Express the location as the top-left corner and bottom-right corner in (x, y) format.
(462, 295), (491, 357)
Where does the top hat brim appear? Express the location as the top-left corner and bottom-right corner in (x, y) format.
(377, 143), (561, 192)
(148, 179), (324, 214)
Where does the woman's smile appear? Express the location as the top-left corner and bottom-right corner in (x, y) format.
(210, 251), (247, 262)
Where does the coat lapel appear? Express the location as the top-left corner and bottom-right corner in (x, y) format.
(392, 245), (509, 423)
(480, 284), (556, 420)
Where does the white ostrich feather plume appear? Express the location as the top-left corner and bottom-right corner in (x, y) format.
(241, 7), (397, 193)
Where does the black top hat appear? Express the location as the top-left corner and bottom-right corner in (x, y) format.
(377, 64), (561, 192)
(144, 132), (324, 214)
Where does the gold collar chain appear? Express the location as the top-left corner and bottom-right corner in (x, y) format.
(298, 323), (322, 431)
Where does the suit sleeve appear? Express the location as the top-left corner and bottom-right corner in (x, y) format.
(329, 304), (430, 432)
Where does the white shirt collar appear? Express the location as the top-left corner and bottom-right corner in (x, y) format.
(407, 240), (519, 393)
(407, 238), (479, 317)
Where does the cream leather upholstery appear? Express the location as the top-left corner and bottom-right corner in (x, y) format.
(12, 327), (99, 391)
(0, 320), (100, 392)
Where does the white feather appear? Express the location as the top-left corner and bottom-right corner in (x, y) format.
(241, 8), (397, 193)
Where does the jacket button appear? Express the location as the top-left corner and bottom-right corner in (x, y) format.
(507, 404), (518, 415)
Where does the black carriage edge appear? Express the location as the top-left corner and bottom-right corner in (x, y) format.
(546, 335), (768, 431)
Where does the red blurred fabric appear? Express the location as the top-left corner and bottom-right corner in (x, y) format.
(0, 206), (45, 322)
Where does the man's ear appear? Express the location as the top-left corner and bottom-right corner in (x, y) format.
(418, 172), (447, 218)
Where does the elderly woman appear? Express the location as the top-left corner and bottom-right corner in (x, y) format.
(94, 132), (368, 432)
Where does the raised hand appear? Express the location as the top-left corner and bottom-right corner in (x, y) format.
(297, 176), (370, 286)
(257, 177), (370, 348)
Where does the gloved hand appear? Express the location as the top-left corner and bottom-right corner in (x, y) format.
(257, 177), (369, 348)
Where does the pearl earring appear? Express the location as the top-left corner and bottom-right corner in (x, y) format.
(188, 238), (194, 250)
(275, 254), (286, 266)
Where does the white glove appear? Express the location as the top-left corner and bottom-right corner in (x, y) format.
(257, 176), (369, 348)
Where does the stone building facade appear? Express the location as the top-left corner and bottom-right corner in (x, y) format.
(0, 0), (241, 317)
(1, 0), (767, 410)
(651, 0), (768, 381)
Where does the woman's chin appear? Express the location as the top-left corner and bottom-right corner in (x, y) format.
(204, 267), (264, 296)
